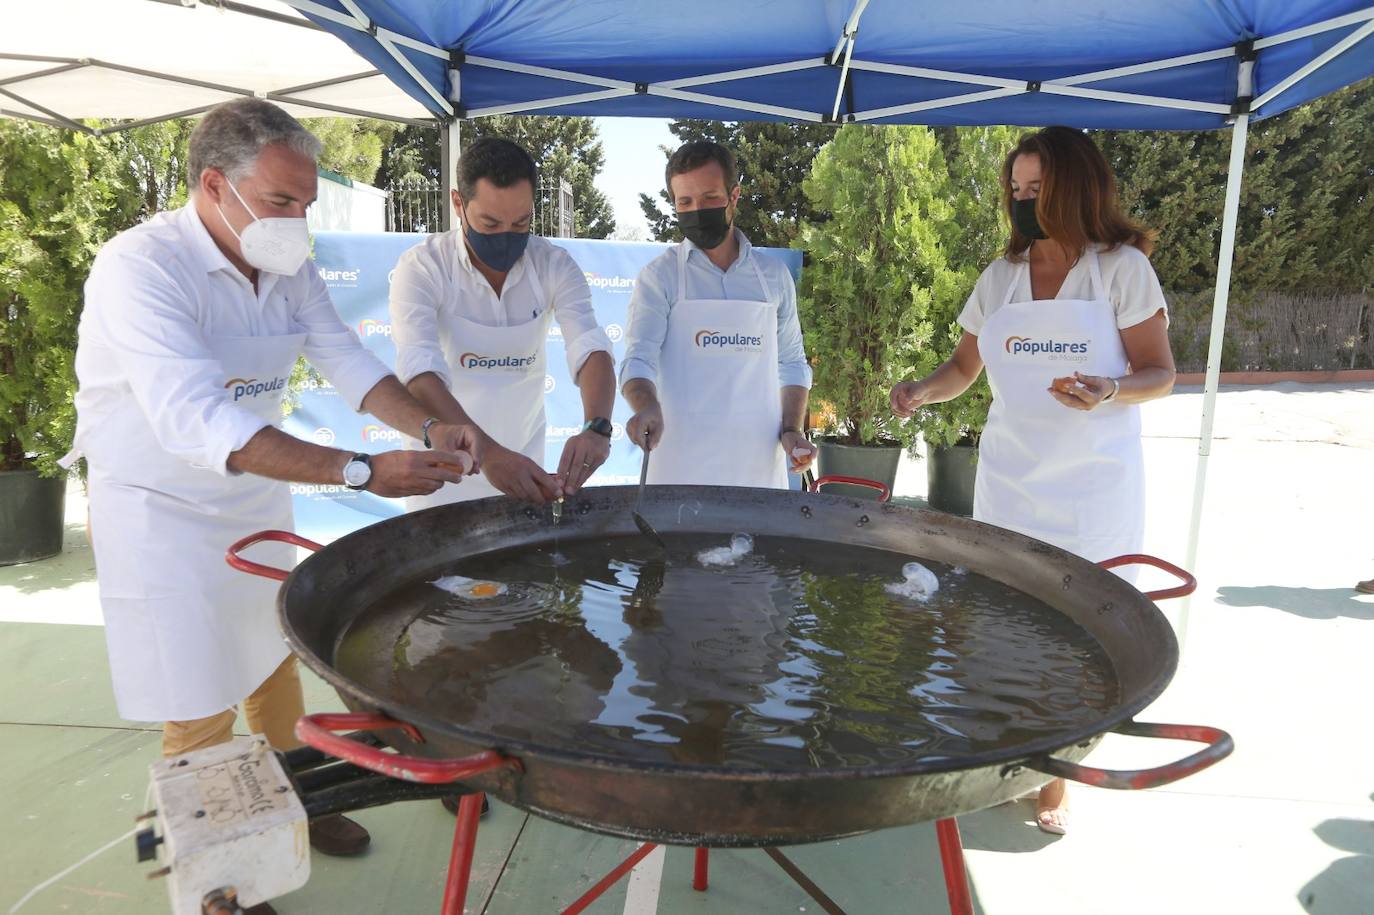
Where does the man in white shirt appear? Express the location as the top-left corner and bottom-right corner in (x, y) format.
(70, 99), (479, 879)
(389, 137), (616, 506)
(621, 141), (816, 487)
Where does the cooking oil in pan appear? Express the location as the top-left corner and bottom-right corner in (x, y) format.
(336, 534), (1118, 770)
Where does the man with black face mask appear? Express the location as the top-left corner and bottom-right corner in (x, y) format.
(621, 141), (816, 487)
(389, 137), (617, 505)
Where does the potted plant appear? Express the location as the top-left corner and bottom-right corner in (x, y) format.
(903, 127), (1018, 515)
(796, 124), (974, 499)
(0, 122), (124, 564)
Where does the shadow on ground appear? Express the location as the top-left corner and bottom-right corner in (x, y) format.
(1299, 792), (1374, 913)
(958, 800), (1061, 854)
(1215, 585), (1374, 620)
(0, 522), (95, 595)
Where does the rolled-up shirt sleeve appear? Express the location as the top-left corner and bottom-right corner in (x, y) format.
(619, 261), (672, 387)
(773, 267), (813, 389)
(297, 269), (391, 411)
(87, 252), (270, 476)
(547, 248), (612, 382)
(389, 249), (453, 386)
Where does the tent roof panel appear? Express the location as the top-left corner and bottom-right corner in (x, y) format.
(0, 0), (432, 129)
(298, 0), (1374, 129)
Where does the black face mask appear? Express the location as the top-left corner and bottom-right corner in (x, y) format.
(677, 205), (732, 250)
(1012, 197), (1047, 241)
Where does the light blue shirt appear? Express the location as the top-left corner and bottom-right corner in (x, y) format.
(619, 229), (813, 389)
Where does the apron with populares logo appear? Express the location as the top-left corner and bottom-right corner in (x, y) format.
(404, 257), (552, 509)
(65, 332), (305, 722)
(648, 243), (787, 488)
(974, 248), (1144, 566)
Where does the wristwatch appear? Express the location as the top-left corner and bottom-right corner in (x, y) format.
(582, 417), (614, 438)
(342, 453), (373, 491)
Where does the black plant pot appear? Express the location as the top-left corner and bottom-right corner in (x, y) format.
(926, 442), (978, 517)
(0, 469), (67, 566)
(814, 439), (902, 500)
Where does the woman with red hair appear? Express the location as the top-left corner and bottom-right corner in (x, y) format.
(891, 126), (1176, 835)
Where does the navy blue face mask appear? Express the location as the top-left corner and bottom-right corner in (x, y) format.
(1011, 197), (1047, 241)
(464, 220), (530, 272)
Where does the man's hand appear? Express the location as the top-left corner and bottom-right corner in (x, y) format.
(366, 450), (473, 498)
(626, 402), (664, 451)
(780, 430), (816, 474)
(558, 431), (611, 496)
(426, 422), (484, 474)
(481, 444), (562, 504)
(1048, 372), (1112, 411)
(890, 381), (932, 418)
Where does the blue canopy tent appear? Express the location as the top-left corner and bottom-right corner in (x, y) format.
(279, 0), (1371, 635)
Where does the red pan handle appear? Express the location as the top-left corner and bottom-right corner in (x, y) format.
(226, 529), (323, 581)
(1097, 553), (1196, 601)
(1025, 720), (1233, 790)
(295, 712), (523, 785)
(809, 475), (892, 502)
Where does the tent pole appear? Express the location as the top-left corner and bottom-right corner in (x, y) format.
(441, 118), (460, 232)
(1180, 111), (1249, 645)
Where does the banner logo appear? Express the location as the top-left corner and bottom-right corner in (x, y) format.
(606, 323), (624, 343)
(361, 424), (403, 444)
(318, 267), (361, 284)
(224, 376), (286, 402)
(583, 271), (635, 292)
(312, 427), (336, 446)
(544, 374), (556, 393)
(358, 318), (392, 338)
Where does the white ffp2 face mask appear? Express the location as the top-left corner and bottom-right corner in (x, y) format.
(217, 179), (310, 276)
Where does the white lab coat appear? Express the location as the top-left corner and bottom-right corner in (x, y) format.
(65, 205), (390, 721)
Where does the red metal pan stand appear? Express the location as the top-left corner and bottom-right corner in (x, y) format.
(296, 711), (976, 915)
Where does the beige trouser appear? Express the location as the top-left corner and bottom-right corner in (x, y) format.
(161, 655), (306, 757)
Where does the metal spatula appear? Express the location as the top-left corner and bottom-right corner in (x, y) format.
(632, 430), (666, 550)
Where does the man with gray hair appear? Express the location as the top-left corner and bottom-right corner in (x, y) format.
(66, 98), (479, 881)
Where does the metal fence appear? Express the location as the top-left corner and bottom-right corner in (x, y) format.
(385, 174), (575, 237)
(1168, 289), (1373, 372)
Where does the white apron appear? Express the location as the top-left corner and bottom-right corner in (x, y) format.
(647, 244), (788, 488)
(974, 248), (1144, 565)
(404, 257), (552, 510)
(70, 332), (304, 722)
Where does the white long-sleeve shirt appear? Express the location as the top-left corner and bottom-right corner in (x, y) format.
(388, 231), (612, 387)
(619, 229), (813, 389)
(73, 205), (391, 475)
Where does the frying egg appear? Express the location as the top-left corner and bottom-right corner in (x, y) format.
(431, 575), (508, 599)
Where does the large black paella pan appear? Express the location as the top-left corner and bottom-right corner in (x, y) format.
(228, 485), (1230, 847)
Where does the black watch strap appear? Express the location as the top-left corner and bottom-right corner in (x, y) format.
(343, 453), (373, 491)
(583, 417), (614, 438)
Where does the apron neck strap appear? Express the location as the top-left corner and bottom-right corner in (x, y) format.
(1084, 246), (1106, 302)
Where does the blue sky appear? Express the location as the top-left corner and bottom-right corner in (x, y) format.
(591, 117), (677, 238)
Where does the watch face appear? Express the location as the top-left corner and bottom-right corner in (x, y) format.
(585, 417), (613, 437)
(343, 459), (371, 488)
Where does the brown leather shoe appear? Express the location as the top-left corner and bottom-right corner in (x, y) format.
(1357, 579), (1374, 594)
(308, 814), (370, 857)
(441, 795), (491, 817)
(243, 904), (277, 915)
